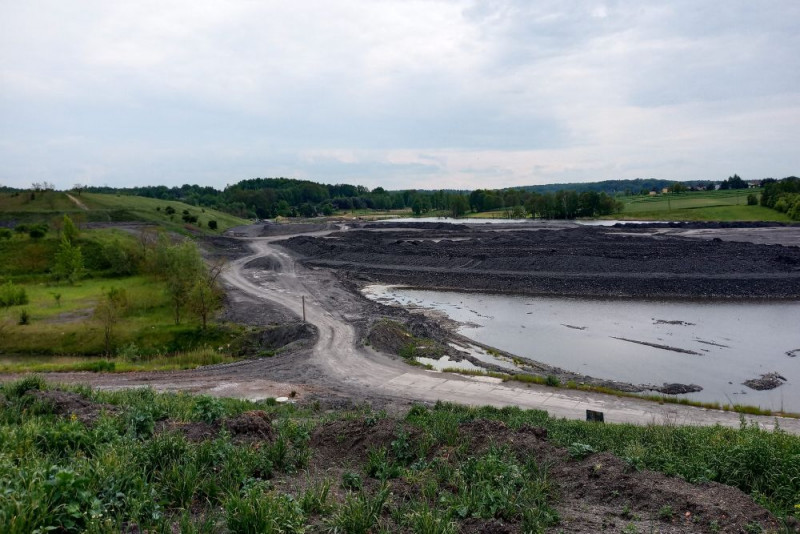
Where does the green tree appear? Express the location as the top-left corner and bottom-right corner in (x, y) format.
(95, 287), (127, 355)
(190, 259), (225, 330)
(52, 234), (86, 284)
(158, 241), (205, 325)
(450, 195), (469, 218)
(62, 215), (79, 243)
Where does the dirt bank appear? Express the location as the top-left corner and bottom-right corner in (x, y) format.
(278, 224), (800, 299)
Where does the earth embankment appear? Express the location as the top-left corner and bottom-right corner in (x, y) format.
(278, 224), (800, 298)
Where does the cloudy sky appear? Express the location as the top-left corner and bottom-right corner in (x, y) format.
(1, 1), (798, 191)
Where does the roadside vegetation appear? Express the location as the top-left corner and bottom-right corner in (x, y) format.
(0, 378), (796, 533)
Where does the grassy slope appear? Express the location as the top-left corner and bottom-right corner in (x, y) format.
(0, 381), (797, 533)
(0, 191), (249, 234)
(79, 192), (249, 232)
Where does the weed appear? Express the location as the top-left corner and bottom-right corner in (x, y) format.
(341, 471), (362, 490)
(17, 308), (29, 325)
(3, 375), (47, 399)
(224, 485), (305, 534)
(545, 374), (561, 387)
(299, 479), (332, 515)
(326, 485), (389, 534)
(658, 505), (674, 520)
(366, 446), (401, 480)
(567, 442), (596, 459)
(391, 427), (415, 465)
(192, 395), (225, 423)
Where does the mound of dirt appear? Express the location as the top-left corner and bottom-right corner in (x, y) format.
(222, 410), (273, 441)
(366, 320), (415, 354)
(30, 390), (118, 425)
(310, 418), (419, 467)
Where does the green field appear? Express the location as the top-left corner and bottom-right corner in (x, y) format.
(0, 191), (249, 234)
(616, 189), (791, 222)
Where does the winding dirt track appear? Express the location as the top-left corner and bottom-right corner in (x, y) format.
(221, 232), (800, 434)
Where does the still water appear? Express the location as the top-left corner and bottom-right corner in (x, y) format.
(364, 285), (800, 412)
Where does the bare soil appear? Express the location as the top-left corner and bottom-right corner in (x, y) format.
(279, 223), (800, 298)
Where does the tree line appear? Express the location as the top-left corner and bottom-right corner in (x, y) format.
(760, 177), (800, 220)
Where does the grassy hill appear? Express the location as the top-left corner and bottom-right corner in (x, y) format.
(0, 191), (249, 234)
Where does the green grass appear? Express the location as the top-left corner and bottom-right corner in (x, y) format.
(0, 275), (242, 357)
(615, 190), (792, 222)
(0, 382), (796, 532)
(0, 191), (249, 234)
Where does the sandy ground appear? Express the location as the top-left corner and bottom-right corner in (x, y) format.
(14, 221), (800, 434)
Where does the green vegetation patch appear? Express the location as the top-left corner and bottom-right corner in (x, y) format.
(0, 383), (795, 533)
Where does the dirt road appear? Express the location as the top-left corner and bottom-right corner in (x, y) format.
(217, 231), (800, 433)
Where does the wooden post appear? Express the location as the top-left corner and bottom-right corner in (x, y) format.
(302, 296), (306, 323)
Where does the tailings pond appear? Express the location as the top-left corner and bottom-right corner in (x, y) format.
(364, 285), (800, 413)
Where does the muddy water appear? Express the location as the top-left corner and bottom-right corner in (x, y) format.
(364, 285), (800, 412)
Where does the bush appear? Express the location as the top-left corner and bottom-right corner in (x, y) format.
(0, 281), (28, 307)
(0, 228), (11, 240)
(17, 309), (30, 325)
(746, 193), (758, 206)
(208, 220), (218, 230)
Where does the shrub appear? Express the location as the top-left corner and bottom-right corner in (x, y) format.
(192, 395), (225, 423)
(17, 308), (30, 325)
(746, 193), (758, 206)
(0, 281), (28, 307)
(0, 228), (11, 239)
(208, 220), (218, 230)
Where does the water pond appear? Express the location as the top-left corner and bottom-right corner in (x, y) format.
(363, 285), (800, 412)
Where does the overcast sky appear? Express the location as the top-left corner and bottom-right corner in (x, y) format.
(1, 1), (798, 191)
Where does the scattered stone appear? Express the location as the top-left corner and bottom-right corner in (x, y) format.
(657, 383), (703, 395)
(743, 372), (787, 391)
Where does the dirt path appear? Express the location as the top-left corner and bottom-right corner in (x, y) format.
(66, 193), (89, 210)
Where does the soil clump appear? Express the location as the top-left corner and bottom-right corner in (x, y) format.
(30, 389), (118, 425)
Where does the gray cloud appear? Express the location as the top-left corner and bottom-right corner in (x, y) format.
(1, 0), (798, 190)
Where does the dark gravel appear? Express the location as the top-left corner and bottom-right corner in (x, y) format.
(277, 225), (800, 299)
